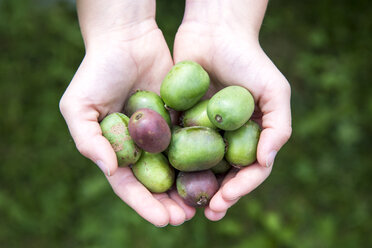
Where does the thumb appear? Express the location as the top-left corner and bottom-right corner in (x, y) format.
(256, 79), (292, 168)
(60, 100), (118, 176)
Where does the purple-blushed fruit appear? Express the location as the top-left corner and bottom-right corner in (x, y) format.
(211, 159), (231, 174)
(100, 113), (142, 166)
(124, 90), (171, 127)
(176, 170), (218, 207)
(224, 120), (261, 167)
(132, 152), (175, 193)
(128, 108), (171, 153)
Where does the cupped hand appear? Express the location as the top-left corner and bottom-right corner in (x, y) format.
(174, 0), (292, 221)
(59, 21), (195, 226)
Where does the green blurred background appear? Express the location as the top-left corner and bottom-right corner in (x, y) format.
(1, 0), (371, 247)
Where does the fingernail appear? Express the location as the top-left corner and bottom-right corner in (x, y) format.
(266, 150), (277, 168)
(96, 160), (110, 176)
(171, 222), (184, 227)
(230, 196), (240, 201)
(156, 223), (168, 228)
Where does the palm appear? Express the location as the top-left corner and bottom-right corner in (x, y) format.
(175, 23), (279, 99)
(65, 29), (172, 117)
(60, 27), (195, 226)
(174, 22), (291, 220)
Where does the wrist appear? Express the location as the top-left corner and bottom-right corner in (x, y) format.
(183, 0), (268, 40)
(77, 0), (157, 49)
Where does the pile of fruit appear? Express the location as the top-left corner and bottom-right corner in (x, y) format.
(100, 61), (260, 207)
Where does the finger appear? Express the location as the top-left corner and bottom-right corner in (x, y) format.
(204, 207), (226, 221)
(209, 190), (240, 213)
(169, 188), (196, 221)
(205, 46), (291, 168)
(209, 169), (239, 212)
(107, 167), (169, 227)
(221, 163), (272, 201)
(154, 193), (187, 226)
(257, 77), (292, 168)
(59, 99), (117, 176)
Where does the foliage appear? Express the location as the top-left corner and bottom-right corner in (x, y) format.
(0, 0), (371, 247)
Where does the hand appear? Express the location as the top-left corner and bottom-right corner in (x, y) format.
(59, 0), (195, 226)
(174, 0), (292, 220)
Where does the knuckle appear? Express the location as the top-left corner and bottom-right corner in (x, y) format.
(59, 94), (74, 117)
(59, 96), (67, 115)
(112, 174), (134, 195)
(282, 81), (291, 96)
(75, 139), (89, 157)
(59, 93), (76, 117)
(282, 126), (292, 141)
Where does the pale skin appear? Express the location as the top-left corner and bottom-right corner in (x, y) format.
(60, 0), (292, 226)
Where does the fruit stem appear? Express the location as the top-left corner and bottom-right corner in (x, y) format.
(197, 195), (208, 206)
(135, 113), (143, 120)
(215, 115), (222, 123)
